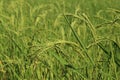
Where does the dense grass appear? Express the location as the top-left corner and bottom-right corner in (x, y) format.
(0, 0), (120, 80)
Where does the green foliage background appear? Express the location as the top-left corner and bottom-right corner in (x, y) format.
(0, 0), (120, 80)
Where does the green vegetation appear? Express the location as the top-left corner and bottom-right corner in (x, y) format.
(0, 0), (120, 80)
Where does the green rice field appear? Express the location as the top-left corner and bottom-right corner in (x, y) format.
(0, 0), (120, 80)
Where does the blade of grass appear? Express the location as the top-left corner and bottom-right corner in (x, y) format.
(63, 14), (94, 65)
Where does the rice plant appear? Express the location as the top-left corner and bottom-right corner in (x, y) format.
(0, 0), (120, 80)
